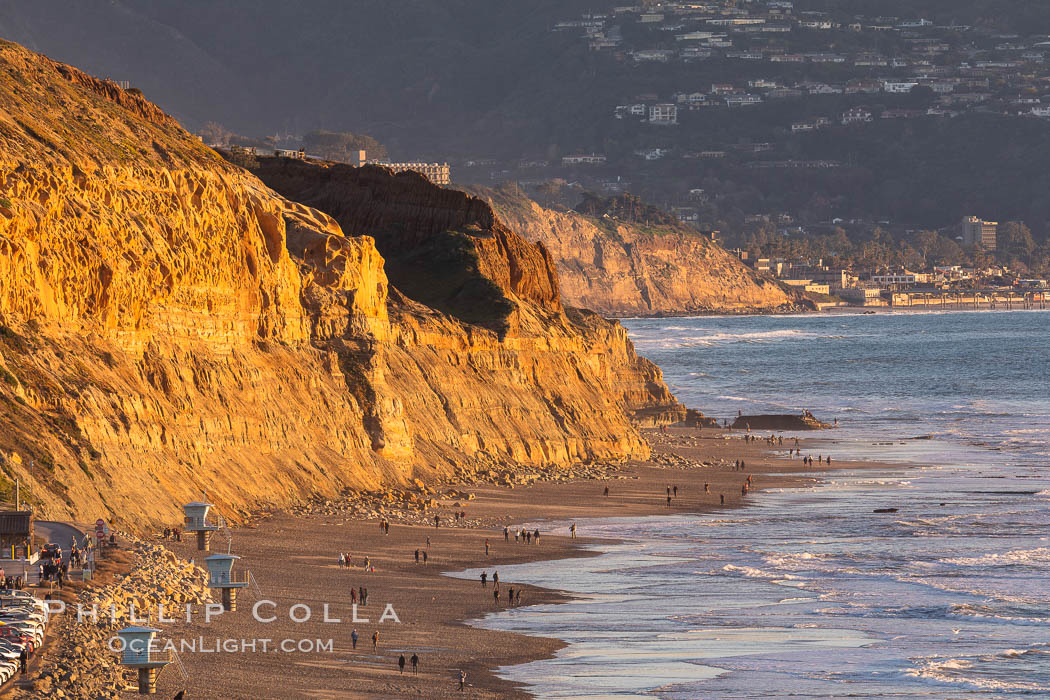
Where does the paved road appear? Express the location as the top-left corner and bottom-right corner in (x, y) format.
(34, 521), (86, 565)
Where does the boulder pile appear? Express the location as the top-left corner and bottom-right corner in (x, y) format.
(78, 541), (211, 620)
(291, 459), (633, 526)
(22, 537), (210, 699)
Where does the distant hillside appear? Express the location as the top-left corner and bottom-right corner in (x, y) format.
(466, 185), (799, 317)
(6, 1), (1050, 233)
(0, 0), (596, 159)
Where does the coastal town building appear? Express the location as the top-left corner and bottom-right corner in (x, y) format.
(649, 103), (679, 124)
(841, 108), (873, 125)
(839, 286), (884, 305)
(871, 271), (924, 289)
(349, 150), (452, 185)
(960, 216), (998, 250)
(562, 153), (608, 165)
(376, 161), (451, 185)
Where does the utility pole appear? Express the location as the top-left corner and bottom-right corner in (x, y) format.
(15, 477), (19, 511)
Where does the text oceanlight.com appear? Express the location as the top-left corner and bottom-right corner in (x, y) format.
(110, 637), (337, 654)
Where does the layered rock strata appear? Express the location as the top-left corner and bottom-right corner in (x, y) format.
(0, 40), (679, 525)
(469, 185), (800, 317)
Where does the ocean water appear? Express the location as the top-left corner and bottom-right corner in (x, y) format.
(457, 311), (1050, 698)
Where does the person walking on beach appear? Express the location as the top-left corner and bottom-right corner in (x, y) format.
(351, 628), (358, 649)
(422, 550), (428, 565)
(526, 531), (531, 544)
(604, 485), (609, 497)
(338, 553), (345, 568)
(485, 539), (490, 556)
(414, 549), (420, 564)
(827, 456), (832, 466)
(533, 530), (540, 544)
(673, 485), (678, 498)
(493, 588), (500, 605)
(570, 523), (577, 539)
(704, 482), (710, 494)
(514, 529), (519, 543)
(667, 493), (672, 507)
(351, 587), (358, 605)
(504, 526), (509, 542)
(493, 571), (499, 587)
(481, 571), (487, 587)
(459, 671), (466, 691)
(435, 515), (440, 528)
(720, 494), (725, 505)
(508, 586), (514, 604)
(372, 630), (379, 652)
(399, 654), (406, 674)
(411, 653), (419, 673)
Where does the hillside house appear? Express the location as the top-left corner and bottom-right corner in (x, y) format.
(841, 107), (873, 125)
(649, 104), (679, 124)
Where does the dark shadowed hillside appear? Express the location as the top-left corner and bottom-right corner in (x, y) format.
(0, 0), (598, 158)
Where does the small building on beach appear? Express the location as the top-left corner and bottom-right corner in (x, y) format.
(0, 510), (33, 556)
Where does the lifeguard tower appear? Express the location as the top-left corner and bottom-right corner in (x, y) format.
(204, 553), (250, 611)
(116, 626), (171, 694)
(182, 500), (219, 552)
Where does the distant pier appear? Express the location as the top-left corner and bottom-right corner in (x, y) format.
(886, 290), (1047, 310)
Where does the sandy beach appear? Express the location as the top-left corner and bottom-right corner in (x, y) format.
(138, 428), (881, 698)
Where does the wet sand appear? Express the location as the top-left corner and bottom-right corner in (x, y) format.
(152, 429), (883, 698)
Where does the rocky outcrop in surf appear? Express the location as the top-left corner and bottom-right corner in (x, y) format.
(731, 414), (832, 431)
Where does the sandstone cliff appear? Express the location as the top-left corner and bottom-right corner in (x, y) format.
(0, 41), (679, 526)
(469, 185), (799, 317)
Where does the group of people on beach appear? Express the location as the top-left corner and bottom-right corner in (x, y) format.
(326, 419), (842, 695)
(161, 527), (182, 542)
(511, 528), (541, 544)
(338, 552), (376, 573)
(348, 585), (370, 606)
(480, 569), (523, 606)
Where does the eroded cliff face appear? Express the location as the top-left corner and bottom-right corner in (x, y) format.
(472, 186), (798, 317)
(251, 161), (562, 333)
(0, 41), (678, 526)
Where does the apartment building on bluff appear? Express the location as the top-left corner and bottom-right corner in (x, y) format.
(960, 216), (997, 250)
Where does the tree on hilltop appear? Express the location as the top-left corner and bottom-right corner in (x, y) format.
(302, 130), (388, 162)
